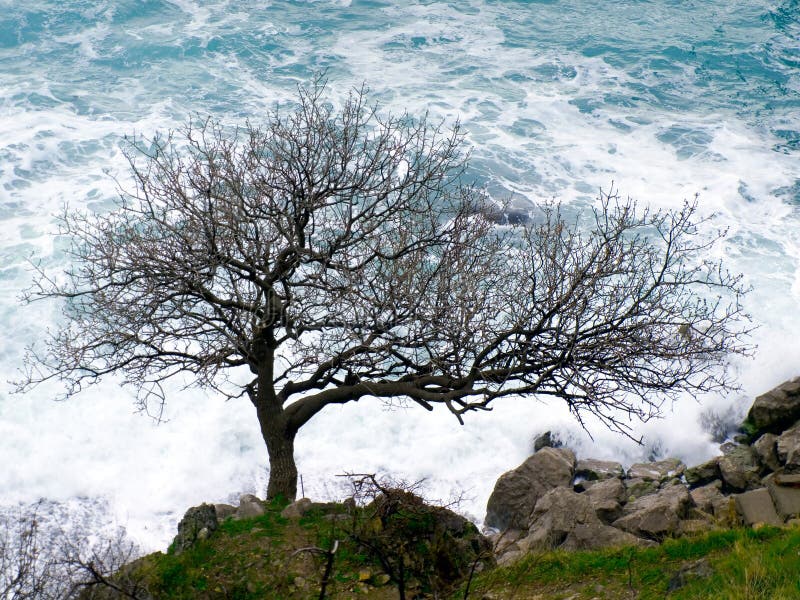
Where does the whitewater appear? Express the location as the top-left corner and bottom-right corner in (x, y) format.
(1, 0), (799, 551)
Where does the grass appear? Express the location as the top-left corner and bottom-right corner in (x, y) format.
(124, 497), (391, 600)
(117, 502), (800, 599)
(456, 525), (800, 599)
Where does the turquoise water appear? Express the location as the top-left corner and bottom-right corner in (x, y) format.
(1, 1), (799, 549)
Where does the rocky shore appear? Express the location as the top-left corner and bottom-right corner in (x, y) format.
(484, 377), (800, 565)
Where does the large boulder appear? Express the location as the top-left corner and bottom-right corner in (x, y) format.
(718, 445), (761, 491)
(747, 377), (800, 435)
(752, 433), (781, 473)
(613, 485), (694, 541)
(624, 477), (660, 502)
(519, 488), (644, 552)
(734, 488), (782, 526)
(765, 473), (800, 520)
(172, 503), (218, 554)
(584, 477), (626, 523)
(485, 447), (576, 530)
(689, 480), (728, 519)
(684, 457), (720, 488)
(776, 422), (800, 472)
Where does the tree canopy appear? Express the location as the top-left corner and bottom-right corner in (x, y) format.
(20, 81), (751, 498)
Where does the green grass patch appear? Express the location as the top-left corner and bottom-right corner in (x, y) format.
(458, 526), (800, 600)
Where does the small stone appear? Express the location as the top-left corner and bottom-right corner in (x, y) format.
(374, 573), (391, 586)
(281, 497), (313, 520)
(358, 569), (372, 582)
(235, 500), (266, 519)
(214, 503), (237, 521)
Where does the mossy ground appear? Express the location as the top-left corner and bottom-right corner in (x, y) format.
(124, 498), (397, 599)
(121, 502), (800, 599)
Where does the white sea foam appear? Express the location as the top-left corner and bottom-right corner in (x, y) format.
(1, 0), (799, 551)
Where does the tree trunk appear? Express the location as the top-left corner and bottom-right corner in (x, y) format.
(264, 424), (298, 500)
(254, 386), (299, 500)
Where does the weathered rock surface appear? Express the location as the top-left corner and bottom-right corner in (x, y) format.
(627, 458), (685, 482)
(172, 503), (218, 554)
(613, 485), (694, 540)
(235, 496), (266, 519)
(214, 503), (237, 521)
(747, 377), (800, 435)
(752, 433), (781, 473)
(766, 473), (800, 520)
(584, 477), (626, 523)
(689, 480), (728, 518)
(684, 457), (720, 488)
(718, 445), (761, 491)
(734, 488), (782, 526)
(667, 558), (713, 592)
(575, 458), (625, 482)
(776, 422), (800, 472)
(281, 497), (313, 520)
(624, 477), (659, 502)
(519, 488), (644, 552)
(485, 447), (575, 530)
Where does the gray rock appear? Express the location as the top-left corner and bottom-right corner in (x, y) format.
(747, 377), (800, 435)
(575, 458), (625, 482)
(281, 497), (313, 520)
(718, 445), (761, 491)
(235, 499), (266, 519)
(678, 513), (717, 536)
(624, 477), (659, 502)
(765, 473), (800, 520)
(734, 488), (782, 526)
(689, 480), (728, 518)
(667, 558), (713, 592)
(752, 433), (781, 473)
(561, 522), (650, 551)
(627, 458), (686, 482)
(519, 488), (644, 552)
(485, 447), (576, 530)
(584, 478), (626, 524)
(172, 503), (218, 554)
(776, 422), (800, 472)
(684, 458), (720, 488)
(214, 503), (237, 521)
(613, 485), (694, 541)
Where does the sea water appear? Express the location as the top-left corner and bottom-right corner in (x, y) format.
(1, 0), (799, 550)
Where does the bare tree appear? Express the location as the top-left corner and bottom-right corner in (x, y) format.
(0, 503), (59, 600)
(0, 504), (147, 599)
(19, 79), (751, 500)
